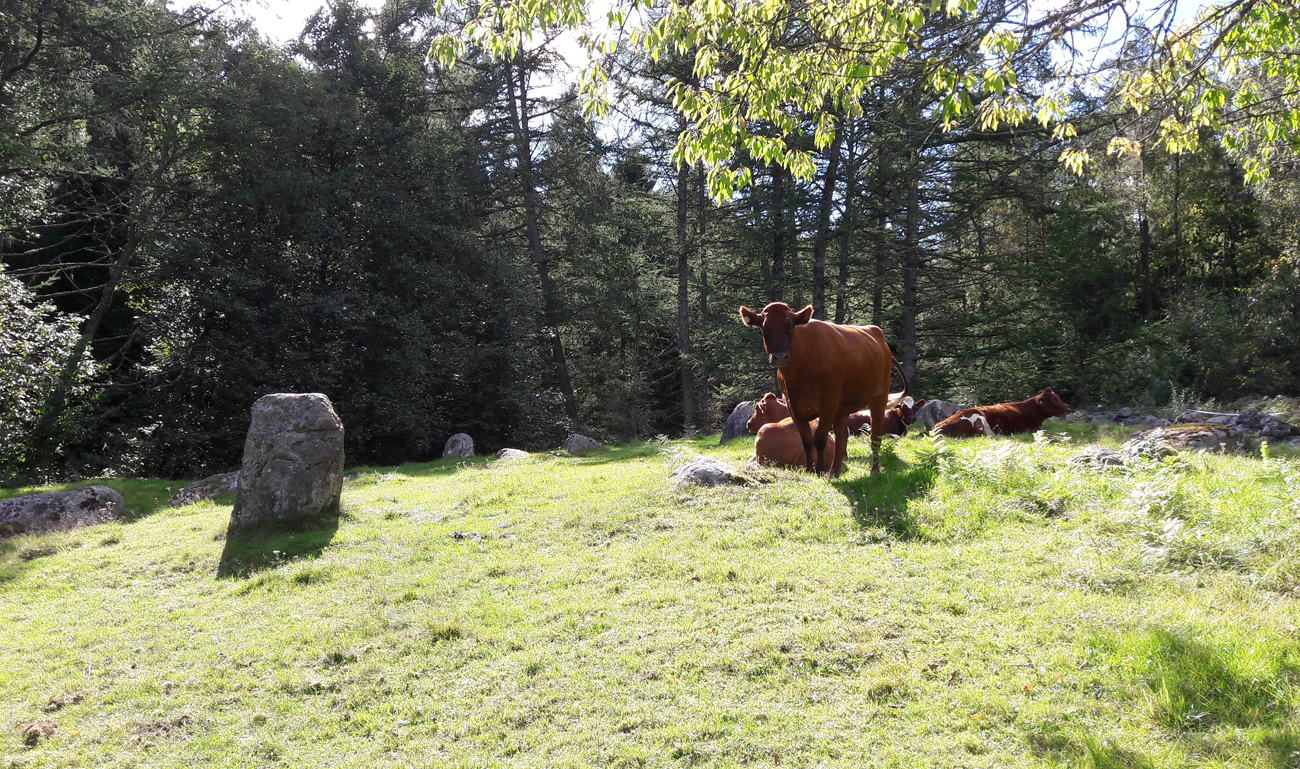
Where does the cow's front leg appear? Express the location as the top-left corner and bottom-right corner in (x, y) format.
(792, 417), (817, 473)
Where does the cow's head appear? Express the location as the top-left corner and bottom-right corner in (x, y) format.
(740, 302), (814, 368)
(1036, 387), (1070, 417)
(747, 392), (789, 432)
(898, 398), (926, 424)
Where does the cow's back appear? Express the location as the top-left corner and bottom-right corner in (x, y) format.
(782, 321), (893, 419)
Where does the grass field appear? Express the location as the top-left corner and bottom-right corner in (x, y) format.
(3, 424), (1300, 768)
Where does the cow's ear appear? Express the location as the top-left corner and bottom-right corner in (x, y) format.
(915, 399), (927, 408)
(793, 305), (814, 325)
(740, 306), (762, 327)
(1043, 386), (1054, 394)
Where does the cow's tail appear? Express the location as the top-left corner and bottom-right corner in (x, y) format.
(886, 356), (910, 408)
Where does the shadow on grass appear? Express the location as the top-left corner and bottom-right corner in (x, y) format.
(1025, 729), (1157, 769)
(1129, 628), (1294, 732)
(216, 512), (340, 579)
(1028, 627), (1300, 768)
(831, 440), (938, 540)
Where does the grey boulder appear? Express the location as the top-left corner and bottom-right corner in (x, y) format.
(1125, 423), (1243, 458)
(671, 456), (750, 488)
(443, 433), (475, 458)
(1120, 437), (1179, 464)
(0, 485), (125, 537)
(719, 401), (755, 444)
(916, 400), (962, 432)
(494, 448), (530, 461)
(563, 433), (602, 454)
(229, 393), (345, 531)
(169, 471), (239, 507)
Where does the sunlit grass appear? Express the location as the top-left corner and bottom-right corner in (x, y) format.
(2, 424), (1299, 767)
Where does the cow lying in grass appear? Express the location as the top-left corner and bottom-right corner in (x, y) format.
(749, 392), (923, 438)
(754, 418), (837, 469)
(754, 399), (926, 468)
(933, 388), (1069, 437)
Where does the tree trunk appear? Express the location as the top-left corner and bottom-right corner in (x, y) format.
(873, 211), (887, 328)
(835, 133), (858, 324)
(770, 164), (786, 303)
(32, 229), (141, 461)
(697, 163), (710, 320)
(506, 57), (578, 422)
(900, 157), (921, 381)
(1139, 212), (1154, 316)
(675, 147), (695, 431)
(1173, 153), (1182, 292)
(812, 122), (843, 320)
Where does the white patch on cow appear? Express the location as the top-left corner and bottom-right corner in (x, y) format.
(903, 396), (914, 408)
(961, 413), (994, 436)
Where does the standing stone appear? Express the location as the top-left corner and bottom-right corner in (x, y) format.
(229, 393), (344, 530)
(563, 434), (602, 454)
(719, 401), (755, 444)
(0, 486), (125, 537)
(443, 433), (475, 458)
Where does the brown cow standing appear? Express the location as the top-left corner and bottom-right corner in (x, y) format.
(754, 418), (836, 469)
(740, 302), (906, 476)
(933, 388), (1070, 437)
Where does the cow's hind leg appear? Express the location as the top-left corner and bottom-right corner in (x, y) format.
(831, 413), (851, 478)
(868, 394), (888, 476)
(812, 417), (834, 474)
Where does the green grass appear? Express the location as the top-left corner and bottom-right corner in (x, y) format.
(3, 426), (1300, 767)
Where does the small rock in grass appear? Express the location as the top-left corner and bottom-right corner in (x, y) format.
(670, 456), (750, 488)
(494, 448), (530, 461)
(1068, 447), (1123, 469)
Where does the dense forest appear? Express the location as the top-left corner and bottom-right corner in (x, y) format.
(1, 0), (1297, 484)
